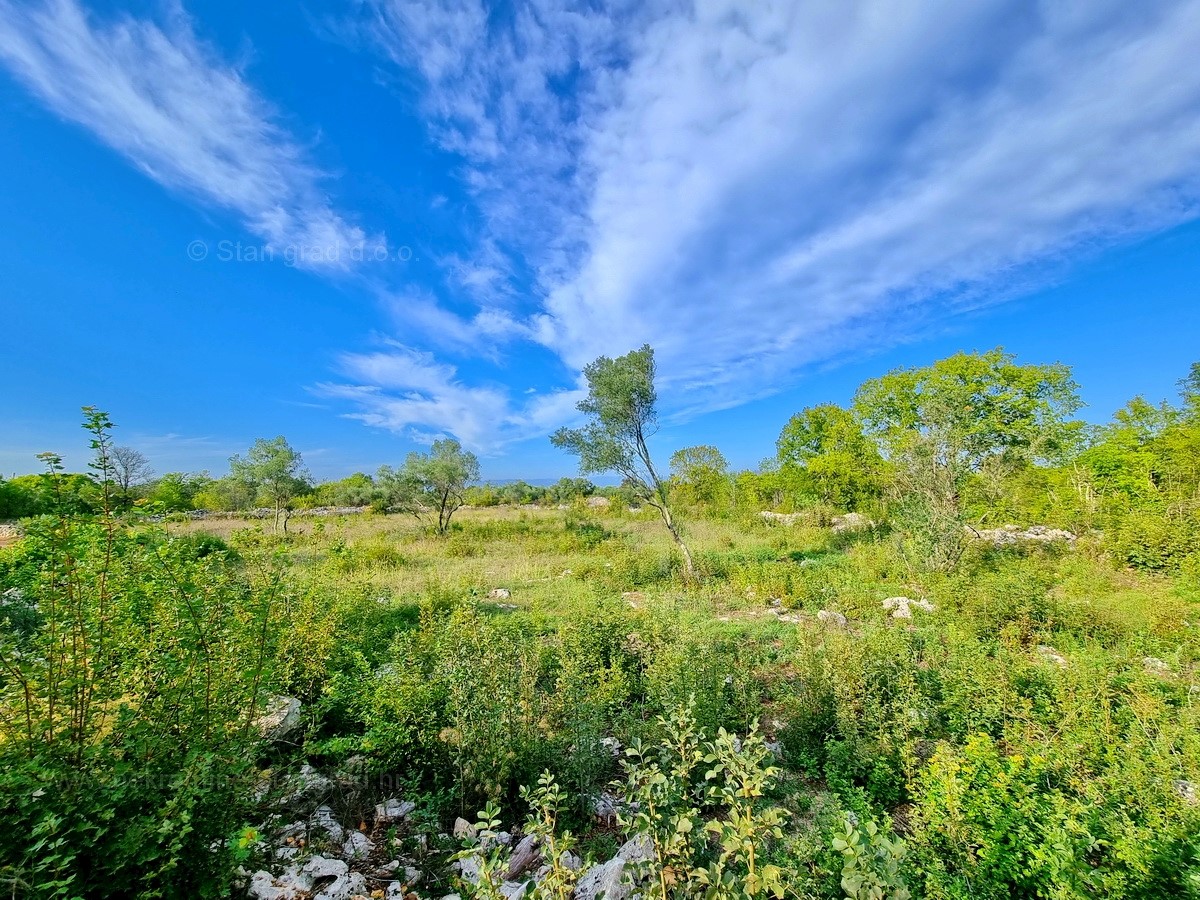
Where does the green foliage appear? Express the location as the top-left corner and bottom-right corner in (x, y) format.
(552, 344), (661, 485)
(520, 771), (586, 899)
(854, 349), (1083, 474)
(0, 471), (99, 517)
(452, 801), (511, 900)
(143, 471), (213, 512)
(5, 354), (1200, 899)
(776, 404), (884, 510)
(0, 411), (275, 897)
(670, 445), (731, 508)
(378, 438), (480, 535)
(191, 473), (255, 512)
(832, 816), (910, 900)
(552, 344), (696, 577)
(229, 436), (310, 532)
(618, 700), (789, 899)
(854, 349), (1083, 570)
(307, 471), (379, 508)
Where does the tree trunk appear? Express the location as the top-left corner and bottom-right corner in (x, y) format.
(658, 503), (696, 580)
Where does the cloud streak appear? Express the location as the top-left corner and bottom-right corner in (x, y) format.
(343, 0), (1200, 444)
(317, 341), (583, 453)
(0, 0), (379, 269)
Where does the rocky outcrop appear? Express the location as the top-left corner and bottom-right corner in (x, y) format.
(1037, 645), (1068, 668)
(882, 596), (935, 619)
(248, 855), (366, 900)
(375, 798), (416, 823)
(254, 696), (302, 743)
(831, 512), (873, 533)
(971, 524), (1076, 546)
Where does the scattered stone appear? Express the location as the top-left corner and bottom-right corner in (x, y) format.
(600, 736), (623, 757)
(488, 588), (512, 600)
(500, 883), (528, 900)
(759, 511), (802, 526)
(375, 798), (416, 824)
(573, 857), (629, 900)
(972, 524), (1077, 546)
(455, 851), (482, 885)
(816, 609), (847, 627)
(249, 868), (306, 900)
(558, 851), (582, 872)
(453, 817), (476, 840)
(831, 512), (873, 533)
(591, 791), (622, 825)
(248, 856), (365, 900)
(305, 856), (349, 880)
(1037, 645), (1069, 668)
(1143, 657), (1171, 674)
(1173, 780), (1198, 804)
(310, 862), (366, 900)
(617, 833), (653, 865)
(621, 591), (645, 604)
(312, 806), (346, 844)
(341, 830), (373, 860)
(282, 765), (333, 809)
(882, 597), (935, 619)
(585, 496), (611, 509)
(505, 834), (541, 880)
(255, 696), (303, 743)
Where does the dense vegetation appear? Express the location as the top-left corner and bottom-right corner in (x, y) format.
(1, 350), (1199, 898)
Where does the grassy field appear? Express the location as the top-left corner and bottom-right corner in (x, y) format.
(4, 501), (1198, 898)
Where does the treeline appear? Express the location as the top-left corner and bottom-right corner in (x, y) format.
(0, 469), (607, 517)
(4, 349), (1198, 573)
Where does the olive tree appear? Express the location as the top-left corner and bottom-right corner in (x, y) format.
(377, 438), (479, 535)
(229, 437), (310, 533)
(551, 344), (696, 578)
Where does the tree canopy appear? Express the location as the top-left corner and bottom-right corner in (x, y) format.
(378, 438), (480, 535)
(776, 403), (883, 509)
(552, 344), (695, 577)
(229, 437), (309, 532)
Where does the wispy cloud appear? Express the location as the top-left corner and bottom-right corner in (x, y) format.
(316, 341), (582, 453)
(0, 0), (380, 269)
(360, 0), (634, 277)
(345, 0), (1200, 442)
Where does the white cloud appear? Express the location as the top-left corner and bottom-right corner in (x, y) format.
(317, 342), (583, 452)
(362, 0), (635, 277)
(354, 0), (1200, 442)
(380, 286), (533, 357)
(0, 0), (380, 269)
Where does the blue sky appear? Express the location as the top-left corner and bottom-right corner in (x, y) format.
(1, 0), (1199, 482)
